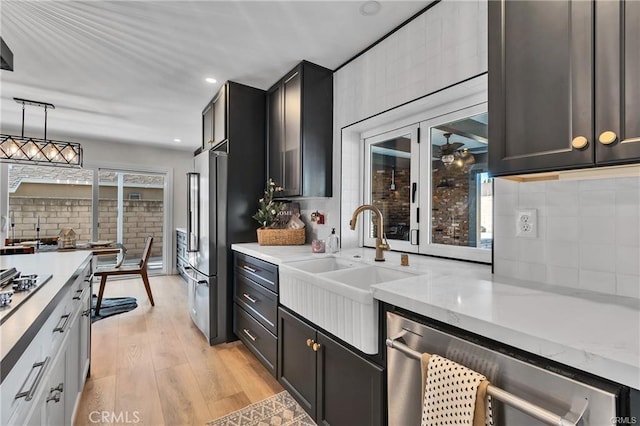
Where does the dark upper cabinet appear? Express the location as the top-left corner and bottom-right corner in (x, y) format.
(267, 61), (333, 197)
(202, 84), (227, 149)
(489, 0), (640, 177)
(277, 308), (384, 425)
(595, 0), (640, 165)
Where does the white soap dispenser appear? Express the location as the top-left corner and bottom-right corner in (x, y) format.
(327, 228), (340, 253)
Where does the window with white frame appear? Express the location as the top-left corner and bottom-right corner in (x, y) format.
(362, 103), (492, 263)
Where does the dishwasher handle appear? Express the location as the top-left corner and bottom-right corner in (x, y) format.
(385, 338), (589, 426)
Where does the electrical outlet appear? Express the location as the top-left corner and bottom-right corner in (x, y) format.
(516, 209), (537, 238)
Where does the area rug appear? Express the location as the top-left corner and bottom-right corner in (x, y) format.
(91, 295), (138, 323)
(207, 391), (316, 426)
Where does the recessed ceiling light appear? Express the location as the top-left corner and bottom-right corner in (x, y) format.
(360, 1), (381, 16)
(205, 77), (217, 84)
(173, 138), (181, 143)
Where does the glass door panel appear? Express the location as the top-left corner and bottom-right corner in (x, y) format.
(419, 105), (492, 263)
(7, 164), (93, 249)
(364, 124), (419, 253)
(97, 170), (165, 273)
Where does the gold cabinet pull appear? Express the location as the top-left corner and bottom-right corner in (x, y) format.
(598, 131), (617, 145)
(312, 342), (321, 352)
(571, 136), (588, 150)
(306, 339), (314, 347)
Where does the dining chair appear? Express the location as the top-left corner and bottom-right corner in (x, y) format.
(93, 236), (155, 315)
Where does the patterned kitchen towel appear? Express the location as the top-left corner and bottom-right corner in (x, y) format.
(421, 354), (492, 426)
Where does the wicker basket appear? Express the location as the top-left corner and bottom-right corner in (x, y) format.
(256, 228), (305, 246)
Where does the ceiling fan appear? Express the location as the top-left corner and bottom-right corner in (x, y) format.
(432, 132), (475, 169)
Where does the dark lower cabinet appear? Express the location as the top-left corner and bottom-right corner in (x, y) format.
(316, 331), (384, 426)
(278, 307), (385, 426)
(278, 308), (317, 416)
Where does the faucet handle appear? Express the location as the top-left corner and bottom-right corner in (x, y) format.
(379, 234), (390, 251)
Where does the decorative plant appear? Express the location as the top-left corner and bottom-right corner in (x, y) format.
(252, 178), (285, 228)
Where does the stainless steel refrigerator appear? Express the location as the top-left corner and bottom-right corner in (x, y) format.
(185, 149), (228, 344)
(182, 81), (266, 345)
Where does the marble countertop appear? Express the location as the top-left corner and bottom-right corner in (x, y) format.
(232, 243), (640, 390)
(0, 251), (92, 382)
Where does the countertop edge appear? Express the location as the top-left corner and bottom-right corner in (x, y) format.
(0, 252), (92, 383)
(373, 286), (640, 390)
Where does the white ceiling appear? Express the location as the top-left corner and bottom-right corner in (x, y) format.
(0, 1), (428, 151)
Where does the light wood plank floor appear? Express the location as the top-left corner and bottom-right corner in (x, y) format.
(74, 274), (283, 426)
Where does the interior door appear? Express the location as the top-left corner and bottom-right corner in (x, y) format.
(363, 124), (420, 254)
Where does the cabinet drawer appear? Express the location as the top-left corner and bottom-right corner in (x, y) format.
(234, 304), (277, 376)
(234, 273), (277, 335)
(234, 252), (278, 293)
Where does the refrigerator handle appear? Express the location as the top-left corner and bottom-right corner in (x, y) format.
(186, 172), (200, 252)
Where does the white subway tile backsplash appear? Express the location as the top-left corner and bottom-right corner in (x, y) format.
(494, 214), (517, 238)
(547, 266), (579, 288)
(546, 241), (579, 267)
(579, 216), (615, 244)
(493, 258), (520, 278)
(518, 239), (546, 264)
(615, 216), (640, 247)
(546, 217), (580, 242)
(616, 246), (640, 276)
(579, 270), (616, 294)
(494, 237), (518, 260)
(579, 190), (616, 217)
(494, 193), (518, 216)
(579, 243), (616, 273)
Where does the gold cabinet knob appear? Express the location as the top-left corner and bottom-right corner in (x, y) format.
(306, 339), (314, 347)
(571, 136), (588, 150)
(598, 131), (617, 145)
(312, 343), (321, 352)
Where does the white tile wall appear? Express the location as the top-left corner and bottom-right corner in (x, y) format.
(493, 176), (640, 298)
(298, 0), (488, 245)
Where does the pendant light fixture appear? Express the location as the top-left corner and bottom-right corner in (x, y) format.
(0, 97), (83, 167)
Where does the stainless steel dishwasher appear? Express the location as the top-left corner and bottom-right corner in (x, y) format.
(386, 311), (626, 426)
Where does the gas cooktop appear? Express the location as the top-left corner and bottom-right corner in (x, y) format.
(0, 267), (53, 325)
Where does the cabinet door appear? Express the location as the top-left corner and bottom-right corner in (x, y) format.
(202, 102), (214, 149)
(65, 312), (81, 426)
(44, 351), (66, 426)
(488, 0), (594, 176)
(283, 71), (302, 197)
(79, 288), (91, 382)
(268, 85), (284, 186)
(595, 0), (640, 164)
(316, 332), (384, 426)
(213, 84), (227, 145)
(277, 308), (316, 418)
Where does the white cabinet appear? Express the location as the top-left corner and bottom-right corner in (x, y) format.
(2, 258), (92, 426)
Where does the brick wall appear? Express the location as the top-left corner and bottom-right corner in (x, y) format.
(8, 197), (163, 258)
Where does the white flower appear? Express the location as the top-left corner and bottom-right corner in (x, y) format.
(271, 209), (276, 214)
(259, 198), (264, 203)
